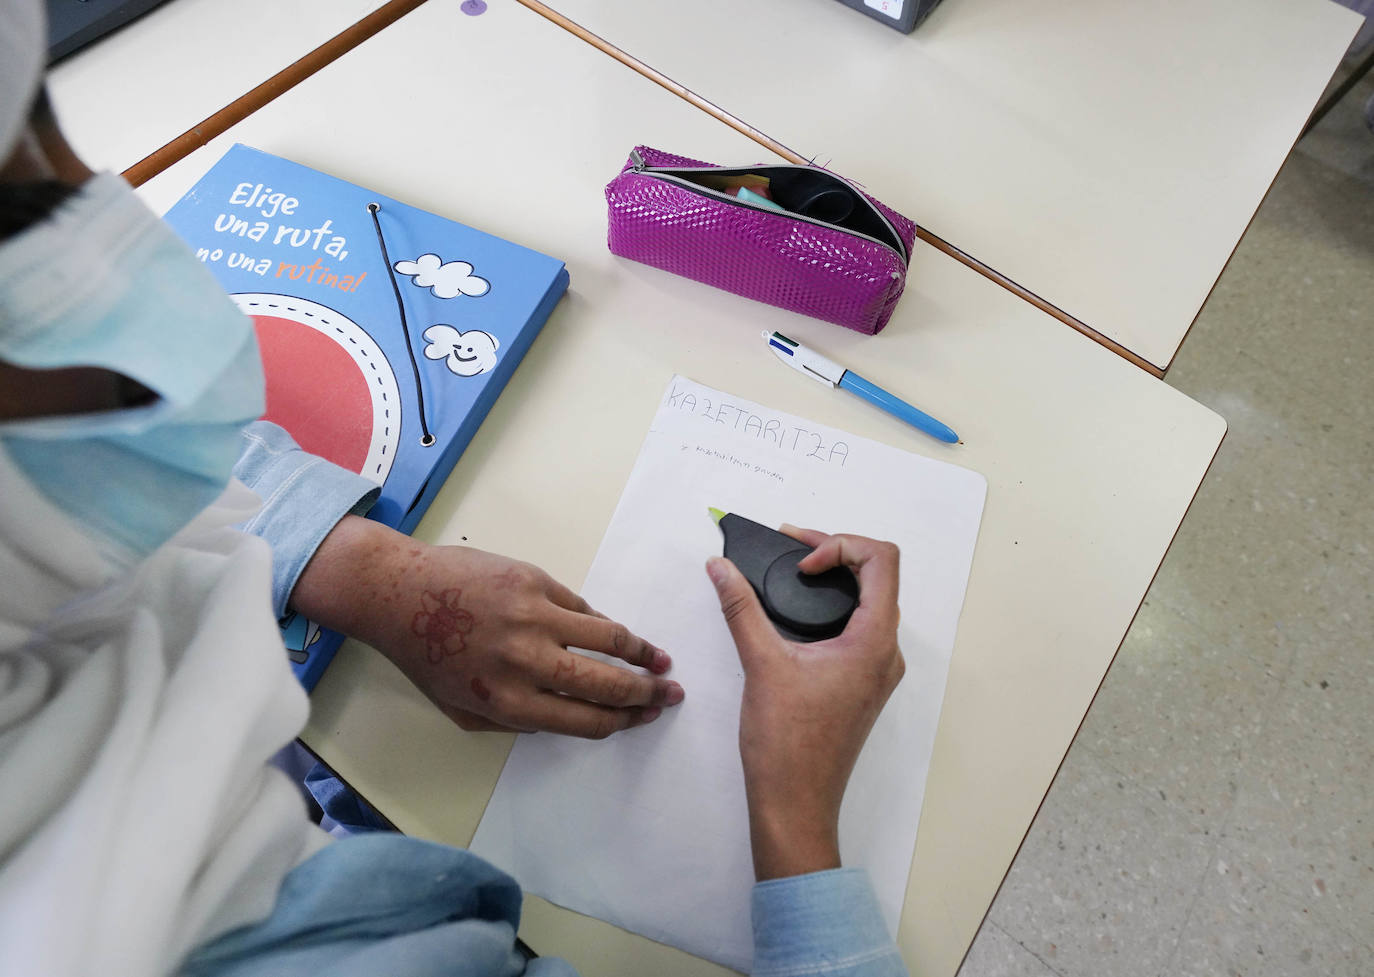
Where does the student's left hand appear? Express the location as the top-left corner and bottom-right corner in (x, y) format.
(706, 525), (904, 880)
(289, 515), (684, 737)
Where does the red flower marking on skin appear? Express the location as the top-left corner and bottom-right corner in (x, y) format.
(490, 567), (525, 592)
(411, 588), (475, 664)
(552, 657), (578, 680)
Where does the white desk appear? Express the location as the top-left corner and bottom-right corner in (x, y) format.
(134, 3), (1226, 975)
(46, 0), (411, 176)
(531, 0), (1361, 372)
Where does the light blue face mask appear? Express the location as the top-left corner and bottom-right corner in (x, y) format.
(0, 172), (265, 567)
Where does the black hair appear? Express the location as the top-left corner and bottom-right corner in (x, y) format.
(1, 89), (81, 241)
(0, 180), (79, 241)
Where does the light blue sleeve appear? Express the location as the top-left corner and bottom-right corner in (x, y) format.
(232, 420), (380, 618)
(751, 868), (908, 977)
(180, 834), (581, 977)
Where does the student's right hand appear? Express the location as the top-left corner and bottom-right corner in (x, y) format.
(291, 516), (683, 738)
(706, 528), (904, 881)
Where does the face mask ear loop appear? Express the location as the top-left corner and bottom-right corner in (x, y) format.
(367, 202), (436, 448)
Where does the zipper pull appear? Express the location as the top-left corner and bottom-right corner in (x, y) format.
(629, 148), (646, 171)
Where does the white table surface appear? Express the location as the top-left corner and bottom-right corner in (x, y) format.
(133, 2), (1227, 975)
(532, 0), (1361, 372)
(46, 0), (404, 175)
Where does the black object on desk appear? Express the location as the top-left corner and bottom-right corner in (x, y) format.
(46, 0), (176, 63)
(831, 0), (947, 34)
(712, 510), (859, 642)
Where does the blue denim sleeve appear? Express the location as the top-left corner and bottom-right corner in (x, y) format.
(751, 868), (908, 977)
(232, 420), (380, 618)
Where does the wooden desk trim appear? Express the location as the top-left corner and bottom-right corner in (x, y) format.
(513, 0), (1165, 379)
(121, 0), (430, 188)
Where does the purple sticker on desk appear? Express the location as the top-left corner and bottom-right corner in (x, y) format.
(461, 0), (487, 14)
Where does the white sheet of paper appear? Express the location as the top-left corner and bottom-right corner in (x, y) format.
(470, 375), (987, 971)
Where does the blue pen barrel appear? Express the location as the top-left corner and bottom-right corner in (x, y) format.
(837, 371), (959, 443)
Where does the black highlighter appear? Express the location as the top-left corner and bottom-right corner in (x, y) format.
(710, 509), (859, 642)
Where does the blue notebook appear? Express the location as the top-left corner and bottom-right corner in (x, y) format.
(163, 144), (570, 689)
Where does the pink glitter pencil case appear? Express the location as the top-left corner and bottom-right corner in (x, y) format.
(605, 146), (917, 335)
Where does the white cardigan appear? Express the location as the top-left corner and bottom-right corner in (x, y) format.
(0, 452), (327, 977)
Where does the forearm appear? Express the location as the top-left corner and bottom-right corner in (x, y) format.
(287, 513), (411, 649)
(748, 798), (841, 882)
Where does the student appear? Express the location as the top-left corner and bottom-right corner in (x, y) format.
(0, 5), (909, 974)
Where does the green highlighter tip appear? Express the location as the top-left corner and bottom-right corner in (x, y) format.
(708, 507), (726, 525)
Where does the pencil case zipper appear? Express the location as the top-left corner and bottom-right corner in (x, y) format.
(627, 148), (908, 267)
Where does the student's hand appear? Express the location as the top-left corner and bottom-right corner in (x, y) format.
(292, 516), (683, 737)
(706, 527), (904, 881)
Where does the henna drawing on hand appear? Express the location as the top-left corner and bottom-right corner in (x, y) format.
(552, 656), (579, 681)
(411, 588), (476, 664)
(490, 567), (525, 592)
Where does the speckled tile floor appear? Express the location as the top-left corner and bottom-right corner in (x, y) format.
(957, 69), (1374, 977)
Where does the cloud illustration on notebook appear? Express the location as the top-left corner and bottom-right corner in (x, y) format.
(423, 325), (500, 376)
(394, 253), (491, 298)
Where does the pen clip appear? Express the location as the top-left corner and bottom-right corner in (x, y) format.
(762, 331), (841, 388)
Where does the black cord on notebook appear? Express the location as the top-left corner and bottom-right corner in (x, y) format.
(368, 201), (436, 447)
